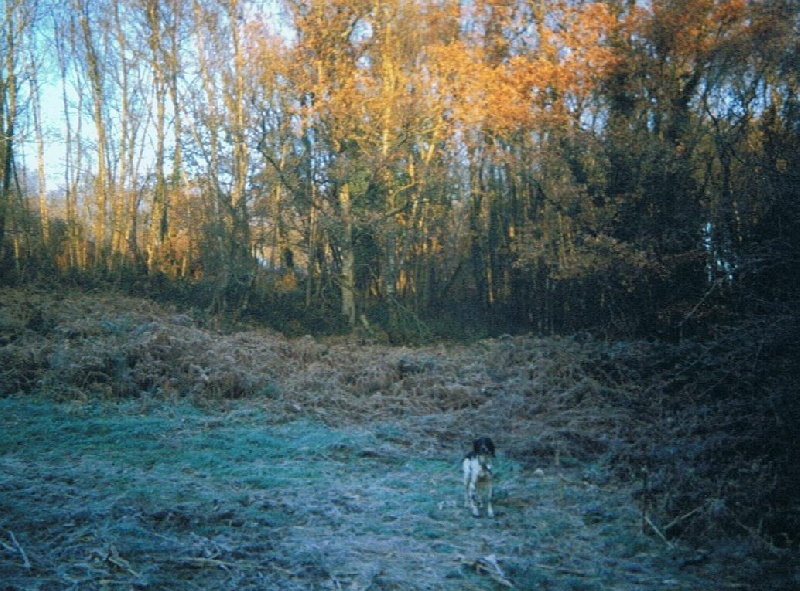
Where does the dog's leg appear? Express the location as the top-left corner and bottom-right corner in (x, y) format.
(463, 468), (471, 509)
(464, 460), (480, 517)
(463, 459), (476, 515)
(486, 478), (494, 518)
(468, 482), (480, 517)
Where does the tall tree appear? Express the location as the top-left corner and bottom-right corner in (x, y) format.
(74, 0), (114, 262)
(0, 0), (23, 266)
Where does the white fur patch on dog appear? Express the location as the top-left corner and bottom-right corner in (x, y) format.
(463, 437), (495, 517)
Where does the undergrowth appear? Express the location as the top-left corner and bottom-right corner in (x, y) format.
(1, 287), (798, 589)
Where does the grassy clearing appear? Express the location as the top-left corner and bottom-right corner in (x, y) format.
(1, 287), (797, 589)
(1, 397), (732, 590)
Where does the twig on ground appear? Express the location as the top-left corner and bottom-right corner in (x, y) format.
(644, 515), (674, 548)
(4, 531), (31, 569)
(168, 557), (236, 570)
(734, 518), (782, 554)
(533, 563), (588, 577)
(164, 556), (267, 571)
(664, 504), (704, 532)
(106, 544), (142, 578)
(460, 554), (515, 588)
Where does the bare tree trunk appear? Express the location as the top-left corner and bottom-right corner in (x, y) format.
(167, 0), (184, 267)
(55, 12), (84, 269)
(339, 182), (356, 326)
(28, 57), (49, 247)
(76, 0), (110, 264)
(225, 0), (250, 259)
(145, 0), (168, 270)
(0, 0), (19, 258)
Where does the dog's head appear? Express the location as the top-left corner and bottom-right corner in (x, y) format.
(473, 437), (496, 458)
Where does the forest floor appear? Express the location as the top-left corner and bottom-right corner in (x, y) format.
(0, 397), (736, 591)
(0, 287), (796, 590)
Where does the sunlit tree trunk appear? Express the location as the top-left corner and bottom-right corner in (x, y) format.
(376, 0), (399, 305)
(338, 182), (356, 326)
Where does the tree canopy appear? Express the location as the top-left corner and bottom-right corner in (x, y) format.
(1, 0), (798, 339)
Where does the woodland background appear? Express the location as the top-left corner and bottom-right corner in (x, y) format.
(0, 0), (797, 340)
(1, 1), (799, 586)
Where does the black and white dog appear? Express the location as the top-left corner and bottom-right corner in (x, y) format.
(463, 436), (495, 517)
